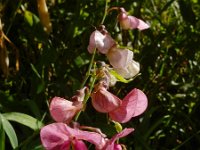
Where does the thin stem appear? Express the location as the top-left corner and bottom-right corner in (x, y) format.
(80, 49), (96, 88)
(100, 0), (109, 24)
(75, 75), (97, 121)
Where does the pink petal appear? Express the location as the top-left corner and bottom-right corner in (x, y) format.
(72, 139), (88, 150)
(92, 86), (122, 113)
(40, 123), (71, 150)
(103, 128), (134, 150)
(107, 47), (133, 69)
(118, 7), (149, 30)
(50, 97), (82, 123)
(87, 30), (115, 54)
(114, 144), (122, 150)
(71, 128), (106, 150)
(128, 16), (150, 30)
(88, 30), (104, 53)
(109, 89), (148, 123)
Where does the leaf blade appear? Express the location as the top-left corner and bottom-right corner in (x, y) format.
(3, 112), (43, 130)
(0, 114), (18, 149)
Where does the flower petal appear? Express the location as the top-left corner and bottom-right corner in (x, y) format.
(128, 16), (150, 30)
(72, 139), (88, 150)
(118, 7), (149, 30)
(88, 30), (115, 54)
(107, 47), (133, 69)
(103, 128), (134, 150)
(92, 86), (122, 113)
(40, 123), (71, 150)
(114, 60), (140, 79)
(88, 30), (104, 53)
(109, 89), (148, 123)
(71, 128), (106, 149)
(50, 97), (82, 123)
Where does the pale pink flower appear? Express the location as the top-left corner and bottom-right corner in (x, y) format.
(118, 7), (150, 30)
(114, 60), (140, 79)
(40, 122), (106, 150)
(107, 47), (133, 69)
(102, 128), (134, 150)
(91, 83), (121, 113)
(107, 47), (139, 79)
(88, 30), (116, 54)
(49, 87), (87, 123)
(109, 88), (148, 123)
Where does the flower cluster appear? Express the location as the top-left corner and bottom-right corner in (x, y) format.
(40, 7), (149, 150)
(88, 7), (149, 79)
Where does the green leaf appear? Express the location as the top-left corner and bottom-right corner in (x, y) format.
(0, 122), (5, 150)
(2, 112), (43, 131)
(30, 64), (41, 79)
(24, 11), (40, 27)
(0, 114), (18, 149)
(24, 11), (34, 26)
(109, 70), (133, 83)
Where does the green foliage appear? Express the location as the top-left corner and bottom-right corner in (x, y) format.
(0, 114), (18, 149)
(0, 0), (200, 149)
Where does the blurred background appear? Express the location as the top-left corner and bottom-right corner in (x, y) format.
(0, 0), (200, 149)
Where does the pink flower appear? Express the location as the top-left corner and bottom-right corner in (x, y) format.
(91, 83), (121, 113)
(102, 128), (134, 150)
(107, 47), (140, 79)
(88, 29), (116, 54)
(40, 122), (106, 150)
(109, 89), (148, 123)
(49, 97), (82, 123)
(118, 7), (150, 30)
(91, 86), (148, 123)
(50, 87), (87, 123)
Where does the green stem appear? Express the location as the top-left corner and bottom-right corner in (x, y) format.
(101, 0), (109, 24)
(80, 49), (96, 88)
(75, 75), (97, 121)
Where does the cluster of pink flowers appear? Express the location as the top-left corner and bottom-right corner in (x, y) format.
(40, 7), (149, 150)
(88, 7), (149, 79)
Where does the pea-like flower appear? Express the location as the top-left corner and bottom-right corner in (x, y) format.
(107, 47), (133, 69)
(49, 87), (87, 123)
(102, 128), (134, 150)
(91, 86), (148, 123)
(118, 7), (150, 30)
(88, 28), (116, 54)
(40, 122), (134, 150)
(107, 47), (140, 79)
(114, 60), (140, 79)
(109, 88), (148, 123)
(40, 122), (106, 150)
